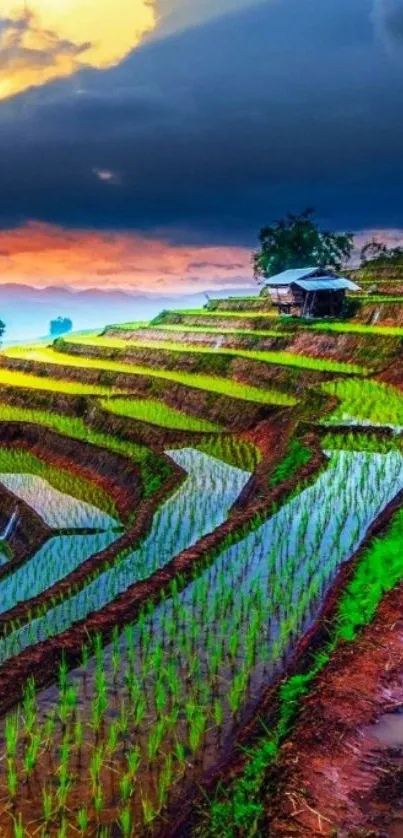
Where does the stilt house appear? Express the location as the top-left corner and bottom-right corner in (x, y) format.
(261, 267), (360, 317)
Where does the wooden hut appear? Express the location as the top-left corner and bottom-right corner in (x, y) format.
(261, 267), (360, 318)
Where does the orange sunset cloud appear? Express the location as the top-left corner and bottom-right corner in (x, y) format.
(0, 223), (253, 292)
(0, 0), (156, 100)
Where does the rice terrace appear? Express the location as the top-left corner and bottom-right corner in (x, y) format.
(1, 220), (403, 838)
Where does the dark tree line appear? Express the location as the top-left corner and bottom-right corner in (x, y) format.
(253, 208), (402, 280)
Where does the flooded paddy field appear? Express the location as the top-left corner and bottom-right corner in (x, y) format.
(1, 301), (403, 836)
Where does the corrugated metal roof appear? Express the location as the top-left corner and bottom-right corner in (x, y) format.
(262, 267), (319, 286)
(294, 277), (361, 291)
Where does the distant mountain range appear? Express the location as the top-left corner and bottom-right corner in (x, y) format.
(0, 284), (258, 343)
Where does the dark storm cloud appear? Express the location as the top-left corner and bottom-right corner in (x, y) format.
(0, 0), (403, 242)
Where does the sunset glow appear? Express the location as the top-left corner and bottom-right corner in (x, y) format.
(0, 223), (252, 292)
(0, 0), (156, 100)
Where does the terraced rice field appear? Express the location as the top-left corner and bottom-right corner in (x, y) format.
(4, 345), (297, 405)
(46, 335), (368, 375)
(1, 298), (403, 836)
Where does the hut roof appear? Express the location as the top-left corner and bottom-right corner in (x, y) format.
(294, 277), (361, 291)
(262, 267), (321, 286)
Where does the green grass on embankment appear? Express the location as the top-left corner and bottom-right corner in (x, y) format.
(3, 347), (297, 406)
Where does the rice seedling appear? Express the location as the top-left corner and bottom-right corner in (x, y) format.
(309, 319), (403, 337)
(0, 449), (250, 660)
(101, 396), (223, 432)
(36, 334), (368, 375)
(0, 447), (118, 518)
(0, 472), (119, 530)
(0, 440), (399, 834)
(0, 401), (170, 496)
(322, 376), (403, 431)
(4, 345), (297, 405)
(0, 367), (127, 396)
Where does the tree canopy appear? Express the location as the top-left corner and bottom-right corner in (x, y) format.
(253, 208), (354, 280)
(360, 239), (403, 267)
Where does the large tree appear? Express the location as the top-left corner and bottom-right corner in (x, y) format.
(253, 208), (354, 280)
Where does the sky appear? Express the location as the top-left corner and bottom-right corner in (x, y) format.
(0, 0), (402, 293)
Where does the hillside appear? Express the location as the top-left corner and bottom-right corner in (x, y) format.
(0, 293), (402, 835)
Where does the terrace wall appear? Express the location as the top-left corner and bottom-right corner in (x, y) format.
(1, 356), (282, 431)
(55, 339), (330, 393)
(286, 329), (400, 369)
(104, 326), (289, 351)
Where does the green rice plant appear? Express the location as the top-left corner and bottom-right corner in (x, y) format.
(5, 345), (297, 406)
(269, 437), (312, 487)
(76, 807), (89, 834)
(309, 319), (403, 337)
(24, 732), (40, 777)
(42, 786), (54, 824)
(0, 366), (127, 396)
(12, 813), (24, 838)
(322, 377), (403, 430)
(5, 713), (19, 761)
(101, 396), (223, 432)
(0, 447), (118, 518)
(119, 773), (133, 802)
(0, 401), (168, 497)
(119, 805), (132, 837)
(48, 334), (368, 375)
(6, 761), (18, 799)
(190, 435), (261, 471)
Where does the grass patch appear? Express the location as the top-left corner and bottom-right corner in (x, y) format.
(101, 397), (222, 433)
(322, 377), (403, 429)
(4, 347), (297, 406)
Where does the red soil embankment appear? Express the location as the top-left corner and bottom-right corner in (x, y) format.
(105, 326), (288, 351)
(354, 300), (403, 327)
(287, 329), (399, 369)
(269, 587), (403, 836)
